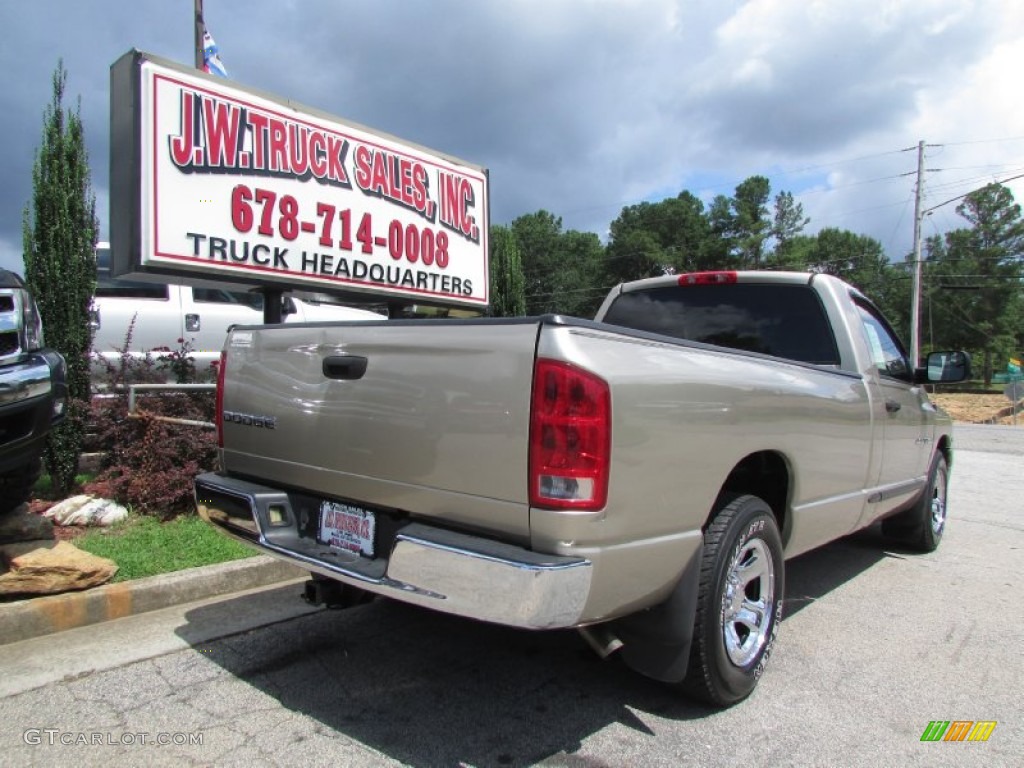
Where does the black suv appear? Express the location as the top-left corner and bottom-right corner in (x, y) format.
(0, 268), (67, 513)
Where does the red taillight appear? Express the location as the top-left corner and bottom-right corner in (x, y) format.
(215, 350), (227, 448)
(529, 359), (610, 511)
(678, 271), (738, 286)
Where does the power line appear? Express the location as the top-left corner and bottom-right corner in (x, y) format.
(924, 172), (1024, 214)
(939, 135), (1024, 148)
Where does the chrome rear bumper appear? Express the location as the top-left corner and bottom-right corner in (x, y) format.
(194, 473), (592, 629)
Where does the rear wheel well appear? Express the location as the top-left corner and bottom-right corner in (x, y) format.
(712, 451), (790, 543)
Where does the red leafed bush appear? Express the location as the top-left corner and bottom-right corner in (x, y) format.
(87, 333), (217, 518)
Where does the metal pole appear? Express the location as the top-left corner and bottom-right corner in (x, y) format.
(194, 0), (205, 69)
(261, 287), (284, 324)
(196, 2), (279, 324)
(910, 140), (925, 369)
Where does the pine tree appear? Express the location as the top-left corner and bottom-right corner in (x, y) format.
(22, 61), (98, 494)
(488, 226), (526, 317)
(925, 183), (1024, 385)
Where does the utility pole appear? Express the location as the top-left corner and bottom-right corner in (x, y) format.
(910, 140), (925, 369)
(194, 0), (205, 69)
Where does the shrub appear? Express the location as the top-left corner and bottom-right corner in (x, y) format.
(87, 334), (217, 518)
(158, 336), (199, 384)
(91, 313), (165, 389)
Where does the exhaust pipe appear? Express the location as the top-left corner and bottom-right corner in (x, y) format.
(578, 625), (624, 659)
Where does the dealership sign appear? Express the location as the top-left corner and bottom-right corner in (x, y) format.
(109, 50), (489, 307)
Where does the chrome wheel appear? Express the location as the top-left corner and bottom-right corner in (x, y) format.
(882, 453), (949, 553)
(930, 462), (948, 536)
(684, 494), (784, 706)
(721, 538), (775, 667)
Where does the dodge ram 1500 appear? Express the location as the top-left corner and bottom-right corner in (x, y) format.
(195, 270), (967, 705)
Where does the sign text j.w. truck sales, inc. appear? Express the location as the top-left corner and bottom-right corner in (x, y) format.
(109, 50), (489, 307)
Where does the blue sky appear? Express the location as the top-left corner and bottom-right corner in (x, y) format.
(2, 0), (1023, 276)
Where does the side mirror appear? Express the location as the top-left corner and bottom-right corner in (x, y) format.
(281, 297), (297, 316)
(920, 351), (970, 383)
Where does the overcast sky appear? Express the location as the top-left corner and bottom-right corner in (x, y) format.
(2, 0), (1023, 277)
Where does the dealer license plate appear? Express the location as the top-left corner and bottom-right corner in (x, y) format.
(318, 500), (376, 557)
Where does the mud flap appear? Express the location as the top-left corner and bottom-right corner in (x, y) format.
(610, 541), (703, 683)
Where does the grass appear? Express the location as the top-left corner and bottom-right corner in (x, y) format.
(74, 515), (256, 582)
(32, 473), (96, 500)
(32, 472), (255, 581)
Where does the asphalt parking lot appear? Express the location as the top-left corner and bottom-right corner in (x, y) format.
(0, 424), (1019, 767)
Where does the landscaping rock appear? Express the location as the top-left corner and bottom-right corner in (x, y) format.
(0, 541), (118, 595)
(0, 504), (55, 544)
(44, 495), (128, 527)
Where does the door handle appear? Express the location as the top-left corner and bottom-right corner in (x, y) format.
(323, 355), (368, 380)
(885, 399), (901, 413)
(185, 313), (201, 332)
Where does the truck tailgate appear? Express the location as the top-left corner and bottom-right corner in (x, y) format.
(220, 319), (541, 541)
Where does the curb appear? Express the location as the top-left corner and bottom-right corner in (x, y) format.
(0, 555), (306, 645)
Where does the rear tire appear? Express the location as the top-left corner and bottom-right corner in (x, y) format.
(0, 457), (42, 515)
(882, 452), (948, 553)
(682, 494), (784, 707)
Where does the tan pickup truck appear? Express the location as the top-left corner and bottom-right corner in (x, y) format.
(194, 270), (968, 705)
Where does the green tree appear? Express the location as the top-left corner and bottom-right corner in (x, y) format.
(924, 183), (1024, 384)
(511, 211), (604, 316)
(488, 225), (526, 317)
(771, 190), (810, 253)
(802, 228), (889, 289)
(700, 177), (807, 270)
(731, 176), (772, 268)
(604, 227), (664, 284)
(559, 229), (606, 317)
(704, 194), (736, 269)
(22, 62), (98, 494)
(511, 210), (563, 314)
(606, 192), (713, 276)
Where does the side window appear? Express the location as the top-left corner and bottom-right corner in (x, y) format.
(192, 288), (235, 304)
(192, 288), (262, 309)
(856, 302), (910, 380)
(95, 276), (169, 300)
(94, 246), (169, 299)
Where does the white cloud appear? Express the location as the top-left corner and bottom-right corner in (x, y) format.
(1, 0), (1023, 276)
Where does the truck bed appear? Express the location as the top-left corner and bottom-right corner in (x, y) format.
(220, 317), (543, 542)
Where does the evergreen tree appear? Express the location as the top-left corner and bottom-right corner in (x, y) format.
(22, 62), (98, 494)
(925, 183), (1024, 384)
(511, 210), (564, 314)
(512, 211), (604, 316)
(606, 192), (712, 276)
(731, 176), (772, 268)
(488, 226), (526, 317)
(771, 190), (810, 253)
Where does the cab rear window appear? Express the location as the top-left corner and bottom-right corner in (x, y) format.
(602, 283), (840, 365)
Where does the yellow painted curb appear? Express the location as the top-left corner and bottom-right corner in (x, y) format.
(0, 555), (305, 645)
